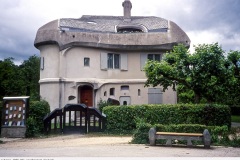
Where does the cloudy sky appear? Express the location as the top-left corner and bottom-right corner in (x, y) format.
(0, 0), (239, 64)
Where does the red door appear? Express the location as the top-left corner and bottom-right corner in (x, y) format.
(80, 86), (93, 107)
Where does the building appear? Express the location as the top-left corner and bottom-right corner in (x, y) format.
(34, 0), (190, 111)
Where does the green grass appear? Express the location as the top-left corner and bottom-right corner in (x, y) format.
(232, 115), (240, 123)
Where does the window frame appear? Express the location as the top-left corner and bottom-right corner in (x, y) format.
(108, 53), (120, 69)
(147, 54), (161, 61)
(84, 57), (90, 67)
(110, 88), (115, 96)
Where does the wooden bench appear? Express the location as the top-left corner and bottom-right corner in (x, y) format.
(149, 128), (211, 148)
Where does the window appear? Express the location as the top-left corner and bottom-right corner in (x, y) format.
(40, 57), (44, 70)
(108, 53), (120, 69)
(141, 53), (162, 70)
(121, 85), (129, 91)
(138, 89), (141, 96)
(101, 53), (128, 71)
(148, 54), (161, 61)
(104, 91), (107, 96)
(110, 88), (115, 96)
(84, 57), (90, 66)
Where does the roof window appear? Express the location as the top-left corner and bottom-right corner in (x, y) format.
(116, 25), (147, 33)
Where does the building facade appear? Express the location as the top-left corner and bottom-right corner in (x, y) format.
(34, 0), (190, 111)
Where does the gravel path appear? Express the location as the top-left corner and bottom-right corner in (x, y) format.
(0, 134), (240, 157)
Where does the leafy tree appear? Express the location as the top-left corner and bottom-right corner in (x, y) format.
(0, 55), (40, 100)
(19, 55), (40, 100)
(224, 51), (240, 105)
(144, 43), (237, 104)
(0, 58), (24, 99)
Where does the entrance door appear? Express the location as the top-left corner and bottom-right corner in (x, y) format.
(120, 96), (131, 105)
(79, 85), (93, 107)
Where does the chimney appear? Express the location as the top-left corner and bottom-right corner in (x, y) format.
(122, 0), (132, 21)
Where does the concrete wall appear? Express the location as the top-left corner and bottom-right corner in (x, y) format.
(39, 44), (177, 110)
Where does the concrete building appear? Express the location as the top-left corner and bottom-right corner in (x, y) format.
(34, 0), (190, 111)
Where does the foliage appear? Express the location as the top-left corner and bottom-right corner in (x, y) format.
(232, 116), (240, 123)
(0, 58), (24, 99)
(132, 122), (229, 145)
(19, 55), (40, 100)
(0, 101), (2, 133)
(98, 98), (112, 112)
(25, 100), (50, 137)
(0, 55), (40, 101)
(103, 104), (231, 133)
(144, 43), (240, 104)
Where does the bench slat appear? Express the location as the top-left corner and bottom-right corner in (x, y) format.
(156, 132), (203, 137)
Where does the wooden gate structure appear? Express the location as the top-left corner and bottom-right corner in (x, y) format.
(43, 104), (106, 134)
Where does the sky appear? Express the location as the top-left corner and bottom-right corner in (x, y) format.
(0, 0), (239, 64)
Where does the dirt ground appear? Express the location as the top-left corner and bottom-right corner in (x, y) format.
(1, 134), (240, 157)
(0, 134), (132, 148)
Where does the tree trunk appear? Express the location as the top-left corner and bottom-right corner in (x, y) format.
(194, 93), (200, 103)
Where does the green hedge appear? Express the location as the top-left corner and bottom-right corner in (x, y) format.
(0, 101), (2, 133)
(103, 104), (231, 133)
(132, 122), (229, 145)
(25, 100), (50, 137)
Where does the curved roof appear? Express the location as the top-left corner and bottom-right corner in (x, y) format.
(34, 15), (190, 51)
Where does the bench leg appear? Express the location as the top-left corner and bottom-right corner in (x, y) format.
(203, 129), (211, 149)
(149, 128), (156, 146)
(166, 139), (172, 146)
(187, 139), (193, 147)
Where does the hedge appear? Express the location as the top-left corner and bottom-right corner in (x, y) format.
(25, 100), (50, 137)
(103, 104), (231, 133)
(132, 122), (229, 145)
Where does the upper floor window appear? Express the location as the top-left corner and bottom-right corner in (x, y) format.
(84, 57), (90, 66)
(108, 53), (120, 69)
(148, 54), (161, 61)
(140, 53), (162, 70)
(101, 53), (128, 71)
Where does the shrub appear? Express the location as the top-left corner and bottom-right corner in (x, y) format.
(132, 122), (229, 145)
(25, 100), (50, 137)
(0, 101), (2, 133)
(103, 104), (231, 133)
(98, 99), (112, 112)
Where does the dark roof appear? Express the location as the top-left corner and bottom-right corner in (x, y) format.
(59, 16), (168, 33)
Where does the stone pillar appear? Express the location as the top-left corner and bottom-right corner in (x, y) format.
(203, 129), (211, 149)
(122, 0), (132, 21)
(149, 127), (156, 146)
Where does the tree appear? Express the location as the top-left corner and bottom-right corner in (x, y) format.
(19, 55), (40, 100)
(224, 50), (240, 105)
(144, 43), (237, 104)
(0, 58), (24, 99)
(0, 55), (40, 100)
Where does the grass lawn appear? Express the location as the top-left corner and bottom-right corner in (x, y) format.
(232, 115), (240, 123)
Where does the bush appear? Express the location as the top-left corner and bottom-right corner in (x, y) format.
(98, 99), (112, 112)
(103, 104), (231, 133)
(132, 122), (229, 145)
(25, 100), (50, 137)
(0, 101), (2, 133)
